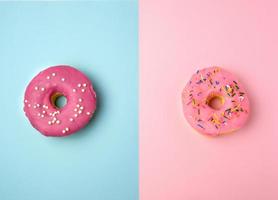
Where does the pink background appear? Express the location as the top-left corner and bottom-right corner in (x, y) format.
(140, 0), (278, 199)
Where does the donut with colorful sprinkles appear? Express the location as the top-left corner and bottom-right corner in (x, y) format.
(182, 66), (250, 136)
(23, 65), (97, 137)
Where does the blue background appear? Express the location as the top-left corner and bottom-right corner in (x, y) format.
(0, 2), (138, 200)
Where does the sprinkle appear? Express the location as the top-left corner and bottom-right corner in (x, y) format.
(53, 117), (57, 121)
(37, 113), (41, 116)
(197, 124), (205, 129)
(74, 114), (78, 117)
(69, 118), (74, 122)
(36, 104), (40, 107)
(41, 114), (44, 118)
(46, 76), (50, 80)
(56, 120), (60, 124)
(52, 73), (56, 76)
(80, 106), (84, 110)
(83, 83), (87, 87)
(72, 89), (76, 92)
(74, 108), (78, 112)
(76, 104), (80, 108)
(81, 88), (85, 92)
(35, 86), (38, 90)
(62, 130), (66, 134)
(196, 70), (199, 74)
(233, 80), (238, 84)
(28, 104), (31, 107)
(78, 98), (82, 102)
(48, 121), (52, 125)
(24, 100), (28, 103)
(215, 81), (220, 85)
(65, 127), (69, 131)
(33, 105), (37, 109)
(198, 109), (200, 115)
(78, 110), (82, 114)
(61, 78), (65, 82)
(41, 87), (45, 91)
(86, 112), (90, 115)
(196, 80), (203, 84)
(77, 83), (81, 87)
(42, 110), (46, 114)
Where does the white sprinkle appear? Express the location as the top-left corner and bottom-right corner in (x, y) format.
(78, 98), (82, 102)
(239, 96), (244, 102)
(41, 114), (44, 118)
(42, 110), (46, 114)
(81, 89), (85, 92)
(65, 127), (69, 131)
(41, 87), (45, 91)
(46, 76), (50, 80)
(69, 118), (74, 122)
(49, 113), (53, 116)
(74, 114), (78, 117)
(35, 86), (38, 90)
(52, 73), (56, 76)
(78, 110), (82, 114)
(61, 78), (65, 82)
(83, 83), (87, 87)
(80, 106), (84, 110)
(76, 104), (80, 108)
(56, 120), (60, 124)
(37, 113), (41, 116)
(86, 112), (90, 115)
(72, 89), (76, 92)
(28, 104), (31, 107)
(74, 108), (78, 112)
(53, 117), (57, 121)
(36, 104), (40, 107)
(77, 83), (81, 87)
(57, 111), (60, 114)
(45, 105), (48, 109)
(62, 130), (66, 134)
(48, 121), (52, 125)
(24, 100), (28, 103)
(33, 105), (37, 109)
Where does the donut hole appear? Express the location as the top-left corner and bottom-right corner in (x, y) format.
(51, 92), (67, 109)
(207, 95), (224, 110)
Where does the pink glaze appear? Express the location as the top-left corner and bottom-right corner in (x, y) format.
(182, 67), (250, 136)
(23, 65), (97, 137)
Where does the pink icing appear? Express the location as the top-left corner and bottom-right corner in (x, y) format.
(182, 67), (250, 136)
(23, 65), (97, 137)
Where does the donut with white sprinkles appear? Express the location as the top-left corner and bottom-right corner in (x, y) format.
(23, 65), (97, 137)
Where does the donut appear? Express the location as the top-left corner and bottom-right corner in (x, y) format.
(182, 66), (250, 136)
(23, 65), (97, 137)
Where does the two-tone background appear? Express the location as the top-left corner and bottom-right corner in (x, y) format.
(1, 1), (278, 200)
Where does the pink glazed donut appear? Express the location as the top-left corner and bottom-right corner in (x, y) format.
(182, 67), (250, 136)
(23, 65), (97, 137)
